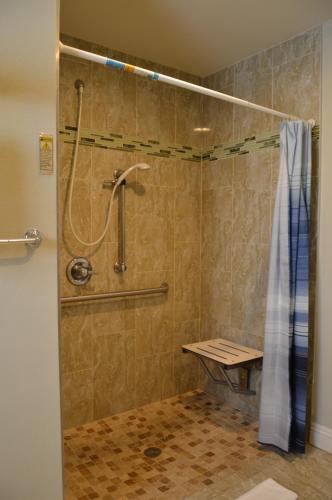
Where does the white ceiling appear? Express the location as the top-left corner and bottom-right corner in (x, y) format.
(60, 0), (332, 76)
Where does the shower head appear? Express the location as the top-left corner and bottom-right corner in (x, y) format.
(115, 163), (151, 185)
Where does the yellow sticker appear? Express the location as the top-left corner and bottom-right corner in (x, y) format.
(39, 133), (53, 174)
(124, 64), (135, 73)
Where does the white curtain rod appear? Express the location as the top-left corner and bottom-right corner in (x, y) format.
(59, 42), (315, 125)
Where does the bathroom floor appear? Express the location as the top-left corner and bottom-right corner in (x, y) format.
(64, 390), (332, 500)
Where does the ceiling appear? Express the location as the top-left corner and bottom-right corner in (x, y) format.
(60, 0), (332, 76)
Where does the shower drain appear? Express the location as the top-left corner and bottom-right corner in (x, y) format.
(144, 447), (162, 458)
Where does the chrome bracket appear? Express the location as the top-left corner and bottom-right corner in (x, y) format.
(24, 228), (42, 248)
(195, 355), (256, 395)
(0, 228), (42, 248)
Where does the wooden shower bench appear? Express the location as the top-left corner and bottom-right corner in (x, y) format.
(182, 338), (263, 395)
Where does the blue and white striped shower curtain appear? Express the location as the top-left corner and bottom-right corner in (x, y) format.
(259, 120), (312, 453)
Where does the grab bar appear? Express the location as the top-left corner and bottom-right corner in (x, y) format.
(0, 228), (42, 248)
(60, 282), (169, 304)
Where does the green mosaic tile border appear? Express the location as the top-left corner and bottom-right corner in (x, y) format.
(203, 125), (320, 161)
(59, 124), (320, 163)
(59, 126), (202, 162)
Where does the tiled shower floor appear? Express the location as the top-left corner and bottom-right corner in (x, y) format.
(63, 390), (267, 499)
(64, 390), (332, 500)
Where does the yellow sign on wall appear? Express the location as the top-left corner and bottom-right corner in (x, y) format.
(39, 133), (54, 174)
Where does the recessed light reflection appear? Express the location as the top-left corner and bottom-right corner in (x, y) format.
(193, 127), (211, 132)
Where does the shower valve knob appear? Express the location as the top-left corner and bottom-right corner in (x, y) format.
(66, 257), (94, 286)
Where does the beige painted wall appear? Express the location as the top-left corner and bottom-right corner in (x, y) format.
(312, 20), (332, 446)
(0, 1), (63, 499)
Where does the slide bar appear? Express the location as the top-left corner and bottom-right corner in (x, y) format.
(60, 42), (314, 124)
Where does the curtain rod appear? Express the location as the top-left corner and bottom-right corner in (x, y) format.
(59, 42), (315, 125)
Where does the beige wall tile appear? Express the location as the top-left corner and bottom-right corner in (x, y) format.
(272, 26), (321, 67)
(62, 369), (93, 428)
(61, 305), (92, 373)
(135, 214), (174, 272)
(90, 299), (136, 337)
(273, 52), (321, 124)
(136, 78), (175, 143)
(232, 188), (270, 245)
(174, 241), (200, 307)
(202, 223), (232, 272)
(135, 301), (173, 357)
(93, 331), (135, 419)
(160, 352), (176, 399)
(234, 50), (273, 138)
(135, 356), (161, 406)
(136, 155), (176, 188)
(233, 151), (271, 192)
(91, 61), (136, 135)
(202, 86), (234, 146)
(202, 158), (233, 189)
(173, 319), (200, 351)
(59, 57), (92, 128)
(174, 352), (199, 394)
(202, 186), (232, 219)
(203, 65), (235, 91)
(175, 88), (202, 148)
(59, 142), (91, 181)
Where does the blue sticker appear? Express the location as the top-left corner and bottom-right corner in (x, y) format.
(106, 58), (125, 70)
(149, 72), (159, 81)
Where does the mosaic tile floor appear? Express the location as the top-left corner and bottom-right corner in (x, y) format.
(188, 444), (332, 500)
(64, 390), (268, 499)
(64, 390), (332, 500)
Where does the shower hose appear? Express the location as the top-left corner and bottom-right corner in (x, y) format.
(68, 83), (118, 246)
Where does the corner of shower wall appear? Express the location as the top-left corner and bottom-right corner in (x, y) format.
(199, 25), (322, 418)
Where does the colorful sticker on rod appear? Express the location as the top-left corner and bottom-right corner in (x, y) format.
(124, 64), (135, 73)
(106, 58), (125, 70)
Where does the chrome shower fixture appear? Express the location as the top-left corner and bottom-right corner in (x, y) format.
(103, 163), (150, 189)
(103, 163), (151, 273)
(66, 257), (94, 286)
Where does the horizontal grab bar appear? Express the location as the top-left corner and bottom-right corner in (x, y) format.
(60, 282), (169, 304)
(0, 228), (42, 248)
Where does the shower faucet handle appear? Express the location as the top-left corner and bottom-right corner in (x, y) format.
(66, 257), (95, 286)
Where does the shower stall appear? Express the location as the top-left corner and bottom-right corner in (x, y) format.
(59, 27), (320, 499)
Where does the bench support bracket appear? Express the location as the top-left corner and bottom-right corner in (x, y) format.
(195, 354), (257, 396)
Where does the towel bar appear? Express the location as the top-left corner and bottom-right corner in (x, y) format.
(0, 228), (42, 248)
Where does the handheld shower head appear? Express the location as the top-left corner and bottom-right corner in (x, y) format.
(115, 163), (151, 185)
(136, 163), (150, 171)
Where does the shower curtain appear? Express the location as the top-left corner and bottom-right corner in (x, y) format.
(259, 120), (312, 453)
